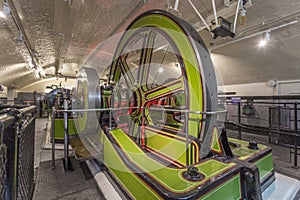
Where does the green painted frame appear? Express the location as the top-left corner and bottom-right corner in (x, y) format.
(109, 10), (219, 162)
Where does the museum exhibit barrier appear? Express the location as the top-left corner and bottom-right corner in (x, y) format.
(0, 105), (36, 200)
(225, 96), (300, 168)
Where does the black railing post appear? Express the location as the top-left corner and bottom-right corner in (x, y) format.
(0, 106), (36, 199)
(238, 101), (241, 140)
(268, 107), (272, 143)
(51, 107), (55, 168)
(63, 99), (72, 171)
(292, 102), (298, 168)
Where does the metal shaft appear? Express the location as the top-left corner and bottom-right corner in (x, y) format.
(63, 99), (70, 170)
(293, 102), (298, 168)
(238, 102), (241, 140)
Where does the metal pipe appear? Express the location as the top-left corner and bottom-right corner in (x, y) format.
(210, 20), (298, 50)
(54, 107), (227, 115)
(268, 107), (272, 143)
(63, 99), (70, 170)
(109, 109), (112, 130)
(54, 107), (139, 112)
(233, 0), (241, 33)
(238, 101), (241, 139)
(20, 105), (37, 115)
(236, 10), (300, 38)
(188, 0), (211, 31)
(167, 0), (172, 9)
(211, 0), (219, 26)
(51, 107), (55, 168)
(277, 79), (300, 84)
(228, 101), (296, 105)
(184, 108), (189, 167)
(174, 0), (180, 11)
(149, 107), (227, 115)
(0, 115), (14, 131)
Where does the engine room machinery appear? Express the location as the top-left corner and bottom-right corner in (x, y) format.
(47, 85), (77, 141)
(73, 10), (275, 199)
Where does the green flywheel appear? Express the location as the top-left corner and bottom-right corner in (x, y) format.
(109, 10), (219, 160)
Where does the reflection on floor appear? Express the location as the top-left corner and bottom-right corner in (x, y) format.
(33, 118), (104, 200)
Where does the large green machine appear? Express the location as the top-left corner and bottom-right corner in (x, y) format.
(74, 10), (274, 199)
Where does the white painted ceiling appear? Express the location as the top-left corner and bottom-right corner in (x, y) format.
(0, 0), (299, 91)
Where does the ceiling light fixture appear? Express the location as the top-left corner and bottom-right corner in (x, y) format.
(258, 40), (267, 47)
(0, 11), (5, 18)
(158, 67), (164, 73)
(210, 20), (297, 50)
(259, 31), (271, 47)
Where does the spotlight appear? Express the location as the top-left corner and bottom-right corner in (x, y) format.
(259, 40), (267, 47)
(259, 31), (271, 47)
(158, 67), (164, 73)
(265, 31), (271, 41)
(0, 11), (5, 18)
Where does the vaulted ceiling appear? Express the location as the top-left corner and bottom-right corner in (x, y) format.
(0, 0), (299, 91)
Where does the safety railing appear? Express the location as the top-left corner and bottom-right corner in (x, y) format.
(225, 99), (300, 168)
(0, 105), (36, 200)
(0, 143), (7, 200)
(51, 99), (227, 170)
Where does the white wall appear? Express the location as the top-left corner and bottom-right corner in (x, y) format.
(219, 79), (300, 96)
(218, 82), (274, 96)
(7, 87), (17, 104)
(19, 78), (77, 93)
(276, 80), (300, 95)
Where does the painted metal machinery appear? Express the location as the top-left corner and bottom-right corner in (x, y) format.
(74, 10), (274, 200)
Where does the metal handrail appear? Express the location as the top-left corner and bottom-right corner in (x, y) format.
(0, 105), (36, 199)
(51, 105), (227, 168)
(20, 105), (36, 115)
(54, 106), (227, 115)
(0, 105), (36, 144)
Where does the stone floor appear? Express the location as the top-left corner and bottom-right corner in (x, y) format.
(32, 117), (300, 199)
(32, 118), (104, 200)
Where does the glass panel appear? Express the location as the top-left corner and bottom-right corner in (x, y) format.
(146, 32), (182, 89)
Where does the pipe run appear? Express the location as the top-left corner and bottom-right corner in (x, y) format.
(174, 0), (180, 11)
(167, 0), (180, 11)
(210, 20), (298, 50)
(55, 107), (228, 115)
(211, 0), (219, 26)
(233, 0), (241, 33)
(188, 0), (211, 31)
